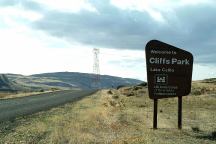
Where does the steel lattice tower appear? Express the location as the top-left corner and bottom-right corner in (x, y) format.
(92, 48), (100, 89)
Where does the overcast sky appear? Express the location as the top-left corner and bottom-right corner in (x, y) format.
(0, 0), (216, 81)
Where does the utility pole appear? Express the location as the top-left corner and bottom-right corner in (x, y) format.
(92, 48), (100, 89)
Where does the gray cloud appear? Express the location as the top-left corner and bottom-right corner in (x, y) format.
(0, 0), (42, 11)
(5, 0), (214, 64)
(33, 1), (154, 49)
(164, 5), (216, 55)
(0, 0), (18, 6)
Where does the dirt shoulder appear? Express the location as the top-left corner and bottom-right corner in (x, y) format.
(0, 91), (58, 100)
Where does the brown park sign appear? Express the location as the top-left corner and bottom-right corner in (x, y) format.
(146, 40), (193, 99)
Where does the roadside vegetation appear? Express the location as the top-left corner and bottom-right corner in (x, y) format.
(0, 81), (215, 143)
(0, 89), (60, 99)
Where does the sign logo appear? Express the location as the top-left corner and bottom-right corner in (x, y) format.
(155, 74), (168, 85)
(145, 40), (193, 99)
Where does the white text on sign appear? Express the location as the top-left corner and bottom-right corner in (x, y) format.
(149, 58), (190, 65)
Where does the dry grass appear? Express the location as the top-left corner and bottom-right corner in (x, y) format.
(0, 92), (11, 99)
(0, 81), (216, 143)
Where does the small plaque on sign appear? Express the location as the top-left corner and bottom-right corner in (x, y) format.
(145, 40), (193, 99)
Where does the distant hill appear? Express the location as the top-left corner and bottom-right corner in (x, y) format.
(202, 78), (216, 84)
(31, 72), (143, 89)
(0, 74), (16, 91)
(5, 72), (143, 91)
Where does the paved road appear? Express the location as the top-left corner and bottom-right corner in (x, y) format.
(0, 90), (96, 122)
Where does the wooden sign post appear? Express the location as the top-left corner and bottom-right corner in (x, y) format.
(145, 40), (193, 129)
(153, 99), (158, 129)
(178, 96), (182, 129)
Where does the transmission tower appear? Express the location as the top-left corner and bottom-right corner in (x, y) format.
(92, 48), (100, 89)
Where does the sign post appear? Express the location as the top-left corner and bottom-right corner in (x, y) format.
(145, 40), (193, 129)
(178, 96), (182, 129)
(153, 99), (158, 129)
